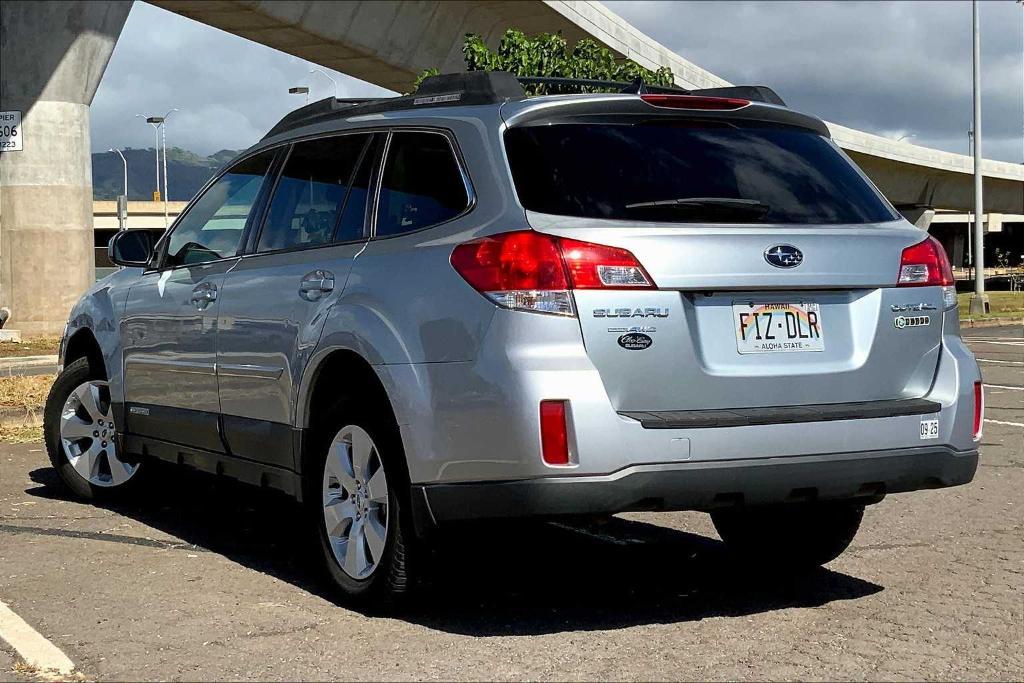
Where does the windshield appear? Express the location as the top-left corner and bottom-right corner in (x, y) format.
(503, 121), (897, 224)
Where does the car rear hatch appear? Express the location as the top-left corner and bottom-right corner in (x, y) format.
(501, 95), (951, 413)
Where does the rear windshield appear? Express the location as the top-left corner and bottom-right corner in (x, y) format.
(503, 121), (897, 225)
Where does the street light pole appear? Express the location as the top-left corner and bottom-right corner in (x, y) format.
(309, 68), (339, 99)
(109, 148), (129, 231)
(160, 109), (178, 229)
(969, 0), (989, 315)
(137, 114), (161, 202)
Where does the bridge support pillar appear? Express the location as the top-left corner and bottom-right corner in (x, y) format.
(0, 1), (131, 334)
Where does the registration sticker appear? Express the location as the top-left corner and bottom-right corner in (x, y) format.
(919, 419), (939, 439)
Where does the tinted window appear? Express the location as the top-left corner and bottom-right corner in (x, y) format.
(335, 135), (382, 243)
(165, 152), (273, 266)
(504, 122), (896, 225)
(376, 132), (468, 237)
(258, 135), (370, 252)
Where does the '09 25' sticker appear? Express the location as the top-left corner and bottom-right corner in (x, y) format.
(920, 419), (939, 439)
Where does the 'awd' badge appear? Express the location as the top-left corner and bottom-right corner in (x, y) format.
(895, 315), (930, 329)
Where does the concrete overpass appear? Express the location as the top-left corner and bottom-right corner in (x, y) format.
(150, 0), (1024, 217)
(1, 0), (1022, 333)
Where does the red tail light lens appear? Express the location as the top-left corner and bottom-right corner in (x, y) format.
(898, 236), (954, 287)
(641, 94), (750, 110)
(450, 231), (655, 316)
(558, 237), (655, 289)
(540, 400), (570, 466)
(973, 381), (984, 441)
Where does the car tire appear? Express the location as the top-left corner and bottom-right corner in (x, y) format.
(43, 357), (143, 500)
(306, 398), (418, 607)
(711, 502), (864, 569)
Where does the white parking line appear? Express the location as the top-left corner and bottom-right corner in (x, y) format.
(971, 340), (1024, 347)
(985, 384), (1024, 391)
(977, 359), (1024, 366)
(0, 600), (75, 677)
(985, 419), (1024, 428)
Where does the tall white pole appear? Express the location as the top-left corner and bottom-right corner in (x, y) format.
(153, 124), (161, 201)
(969, 0), (988, 314)
(110, 148), (128, 231)
(160, 109), (178, 229)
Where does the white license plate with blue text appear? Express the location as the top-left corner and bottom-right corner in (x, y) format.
(733, 302), (825, 354)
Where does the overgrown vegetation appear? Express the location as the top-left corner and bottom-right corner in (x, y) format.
(415, 30), (675, 94)
(0, 374), (54, 410)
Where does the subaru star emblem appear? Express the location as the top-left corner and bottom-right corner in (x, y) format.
(764, 244), (803, 268)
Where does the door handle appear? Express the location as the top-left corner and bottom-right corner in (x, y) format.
(299, 270), (335, 301)
(190, 283), (218, 309)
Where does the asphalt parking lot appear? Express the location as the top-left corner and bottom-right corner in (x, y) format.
(1, 325), (1021, 681)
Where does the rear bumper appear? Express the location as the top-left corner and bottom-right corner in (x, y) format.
(411, 446), (978, 527)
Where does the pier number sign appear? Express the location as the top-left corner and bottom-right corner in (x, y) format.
(0, 111), (22, 152)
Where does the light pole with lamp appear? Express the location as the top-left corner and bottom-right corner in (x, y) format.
(136, 113), (161, 203)
(289, 86), (310, 104)
(109, 148), (129, 231)
(159, 109), (178, 229)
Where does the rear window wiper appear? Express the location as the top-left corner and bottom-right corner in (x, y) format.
(624, 197), (771, 218)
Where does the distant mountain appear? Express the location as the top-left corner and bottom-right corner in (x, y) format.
(92, 147), (241, 201)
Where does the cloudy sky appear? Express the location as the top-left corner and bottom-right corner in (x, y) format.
(92, 0), (1024, 163)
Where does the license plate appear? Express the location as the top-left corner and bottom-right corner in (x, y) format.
(733, 302), (824, 354)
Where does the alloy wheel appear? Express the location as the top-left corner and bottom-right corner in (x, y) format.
(322, 424), (390, 580)
(59, 380), (138, 487)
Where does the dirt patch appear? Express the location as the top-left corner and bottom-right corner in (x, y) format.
(0, 424), (42, 444)
(0, 336), (60, 358)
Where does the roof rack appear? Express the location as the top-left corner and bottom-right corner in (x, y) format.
(262, 71), (786, 140)
(516, 75), (688, 95)
(262, 71), (526, 141)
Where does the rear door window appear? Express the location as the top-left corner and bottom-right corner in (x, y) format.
(504, 121), (897, 225)
(257, 134), (371, 252)
(375, 132), (469, 237)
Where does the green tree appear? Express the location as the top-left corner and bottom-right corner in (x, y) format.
(414, 30), (675, 94)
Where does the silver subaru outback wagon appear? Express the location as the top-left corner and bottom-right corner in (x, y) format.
(46, 72), (981, 604)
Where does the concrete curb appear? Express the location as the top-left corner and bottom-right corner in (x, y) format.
(960, 318), (1024, 329)
(0, 355), (59, 377)
(0, 406), (43, 428)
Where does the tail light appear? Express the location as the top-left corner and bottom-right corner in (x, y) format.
(898, 236), (954, 287)
(641, 94), (749, 110)
(450, 230), (655, 316)
(973, 380), (984, 441)
(540, 400), (570, 466)
(898, 235), (956, 308)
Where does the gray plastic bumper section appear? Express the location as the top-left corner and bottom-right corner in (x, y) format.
(412, 446), (977, 529)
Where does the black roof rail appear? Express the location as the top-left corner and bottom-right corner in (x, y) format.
(516, 75), (689, 95)
(262, 71), (527, 141)
(513, 77), (785, 105)
(261, 71), (787, 141)
(263, 96), (388, 140)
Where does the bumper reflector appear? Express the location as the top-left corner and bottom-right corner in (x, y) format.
(540, 400), (570, 465)
(973, 381), (984, 441)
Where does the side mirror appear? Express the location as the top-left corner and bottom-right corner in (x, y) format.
(108, 230), (155, 267)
